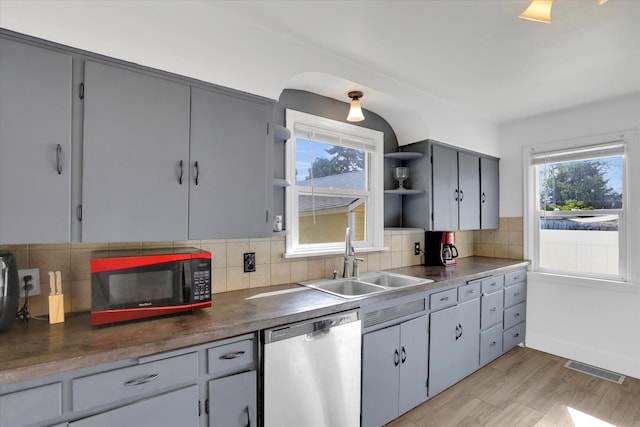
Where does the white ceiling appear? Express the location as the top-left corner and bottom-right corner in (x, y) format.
(1, 0), (639, 145)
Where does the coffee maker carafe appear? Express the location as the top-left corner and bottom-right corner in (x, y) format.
(424, 231), (459, 266)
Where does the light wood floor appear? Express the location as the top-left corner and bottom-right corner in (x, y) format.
(387, 347), (640, 427)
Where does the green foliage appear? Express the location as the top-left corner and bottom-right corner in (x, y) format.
(306, 146), (364, 179)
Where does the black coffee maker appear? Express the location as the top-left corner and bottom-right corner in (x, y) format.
(0, 251), (19, 332)
(425, 231), (459, 266)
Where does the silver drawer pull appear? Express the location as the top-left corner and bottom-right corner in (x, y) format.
(514, 313), (520, 317)
(513, 333), (520, 338)
(490, 307), (497, 312)
(219, 351), (246, 360)
(123, 373), (159, 386)
(466, 289), (474, 294)
(514, 275), (520, 280)
(440, 296), (449, 301)
(513, 291), (521, 296)
(490, 341), (497, 347)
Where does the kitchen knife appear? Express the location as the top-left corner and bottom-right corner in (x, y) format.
(55, 271), (62, 294)
(48, 271), (55, 296)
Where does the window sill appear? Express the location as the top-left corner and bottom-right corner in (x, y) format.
(283, 246), (389, 259)
(529, 271), (639, 293)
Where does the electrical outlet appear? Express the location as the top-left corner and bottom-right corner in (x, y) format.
(414, 242), (421, 256)
(244, 252), (256, 273)
(18, 268), (40, 297)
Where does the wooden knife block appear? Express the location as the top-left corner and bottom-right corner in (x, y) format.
(49, 294), (65, 324)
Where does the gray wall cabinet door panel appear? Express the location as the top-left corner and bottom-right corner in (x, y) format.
(208, 370), (256, 427)
(398, 315), (429, 414)
(82, 61), (190, 242)
(189, 87), (269, 239)
(0, 39), (72, 243)
(361, 325), (400, 427)
(431, 145), (458, 231)
(68, 385), (198, 427)
(458, 151), (480, 230)
(480, 157), (500, 229)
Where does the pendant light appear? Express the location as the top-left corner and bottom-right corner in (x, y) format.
(518, 0), (608, 24)
(347, 91), (365, 122)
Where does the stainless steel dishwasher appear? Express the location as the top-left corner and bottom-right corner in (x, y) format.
(263, 309), (361, 427)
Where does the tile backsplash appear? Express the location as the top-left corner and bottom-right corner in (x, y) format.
(0, 218), (523, 317)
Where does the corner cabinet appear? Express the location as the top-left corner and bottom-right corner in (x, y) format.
(82, 61), (191, 242)
(0, 38), (72, 244)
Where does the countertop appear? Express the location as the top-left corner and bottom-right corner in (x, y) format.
(0, 257), (528, 386)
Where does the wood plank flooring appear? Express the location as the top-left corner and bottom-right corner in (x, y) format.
(387, 347), (640, 427)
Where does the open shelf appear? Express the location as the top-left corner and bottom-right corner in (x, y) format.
(384, 188), (424, 195)
(384, 152), (423, 160)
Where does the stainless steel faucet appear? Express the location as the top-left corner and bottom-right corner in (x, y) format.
(342, 227), (354, 278)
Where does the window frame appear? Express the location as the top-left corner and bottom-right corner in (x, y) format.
(523, 131), (630, 281)
(284, 109), (384, 258)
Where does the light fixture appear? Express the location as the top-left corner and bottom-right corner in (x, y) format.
(518, 0), (608, 24)
(347, 91), (365, 122)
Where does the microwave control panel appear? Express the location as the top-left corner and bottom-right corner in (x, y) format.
(191, 258), (211, 302)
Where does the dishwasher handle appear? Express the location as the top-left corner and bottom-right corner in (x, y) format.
(264, 310), (359, 343)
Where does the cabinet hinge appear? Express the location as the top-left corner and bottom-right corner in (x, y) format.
(79, 83), (85, 100)
(76, 205), (82, 222)
(205, 398), (210, 415)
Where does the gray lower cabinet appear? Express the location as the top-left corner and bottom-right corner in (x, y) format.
(0, 38), (72, 244)
(362, 315), (428, 427)
(208, 371), (256, 427)
(429, 296), (480, 396)
(503, 269), (527, 352)
(82, 60), (191, 242)
(189, 87), (270, 239)
(68, 385), (199, 427)
(0, 382), (62, 427)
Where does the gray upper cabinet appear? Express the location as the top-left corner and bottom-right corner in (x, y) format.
(189, 87), (270, 239)
(431, 144), (459, 231)
(82, 61), (191, 242)
(480, 156), (500, 229)
(457, 151), (480, 230)
(0, 39), (72, 244)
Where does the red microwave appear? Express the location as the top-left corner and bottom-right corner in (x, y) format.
(90, 247), (211, 326)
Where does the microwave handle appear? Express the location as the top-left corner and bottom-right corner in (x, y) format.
(182, 261), (192, 304)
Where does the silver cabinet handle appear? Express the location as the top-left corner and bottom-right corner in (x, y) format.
(401, 346), (407, 364)
(454, 189), (459, 201)
(440, 296), (449, 301)
(514, 291), (521, 297)
(514, 313), (520, 318)
(490, 307), (497, 312)
(394, 349), (400, 367)
(219, 350), (246, 360)
(459, 189), (464, 201)
(194, 161), (200, 185)
(178, 160), (184, 184)
(490, 341), (497, 347)
(123, 373), (159, 386)
(466, 289), (474, 294)
(56, 144), (63, 174)
(245, 405), (251, 427)
(482, 192), (486, 203)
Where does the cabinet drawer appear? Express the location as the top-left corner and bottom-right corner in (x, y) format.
(72, 352), (198, 412)
(458, 281), (481, 303)
(504, 301), (527, 330)
(504, 282), (527, 307)
(480, 324), (503, 366)
(429, 288), (457, 311)
(208, 338), (255, 377)
(503, 322), (526, 352)
(504, 269), (526, 287)
(481, 275), (504, 294)
(0, 382), (62, 427)
(481, 290), (503, 330)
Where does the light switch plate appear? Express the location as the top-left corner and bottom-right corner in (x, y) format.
(18, 268), (40, 297)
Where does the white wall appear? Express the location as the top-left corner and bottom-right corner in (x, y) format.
(499, 92), (640, 378)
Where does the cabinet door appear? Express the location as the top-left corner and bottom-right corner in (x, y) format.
(208, 371), (256, 427)
(361, 325), (400, 427)
(189, 87), (270, 239)
(458, 151), (480, 230)
(82, 61), (190, 242)
(69, 385), (198, 427)
(431, 145), (459, 231)
(0, 39), (72, 243)
(457, 298), (481, 377)
(480, 157), (499, 229)
(398, 315), (428, 414)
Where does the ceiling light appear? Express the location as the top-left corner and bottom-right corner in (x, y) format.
(518, 0), (608, 24)
(347, 91), (365, 122)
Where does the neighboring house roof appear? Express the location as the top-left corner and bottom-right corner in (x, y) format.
(297, 170), (364, 191)
(297, 170), (364, 213)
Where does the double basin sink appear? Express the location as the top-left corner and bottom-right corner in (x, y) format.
(300, 271), (434, 299)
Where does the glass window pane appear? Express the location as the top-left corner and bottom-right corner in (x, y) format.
(538, 156), (623, 211)
(539, 215), (619, 275)
(296, 138), (365, 190)
(298, 195), (366, 244)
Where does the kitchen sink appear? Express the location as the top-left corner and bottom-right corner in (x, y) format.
(300, 272), (434, 298)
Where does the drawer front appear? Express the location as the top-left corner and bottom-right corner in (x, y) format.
(481, 275), (504, 294)
(72, 352), (198, 412)
(504, 282), (527, 308)
(504, 301), (527, 330)
(458, 281), (481, 303)
(429, 288), (457, 311)
(504, 269), (526, 287)
(480, 324), (503, 366)
(208, 338), (255, 377)
(481, 290), (504, 330)
(0, 382), (62, 427)
(503, 322), (526, 352)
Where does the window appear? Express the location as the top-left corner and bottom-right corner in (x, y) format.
(285, 109), (384, 257)
(526, 136), (626, 280)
